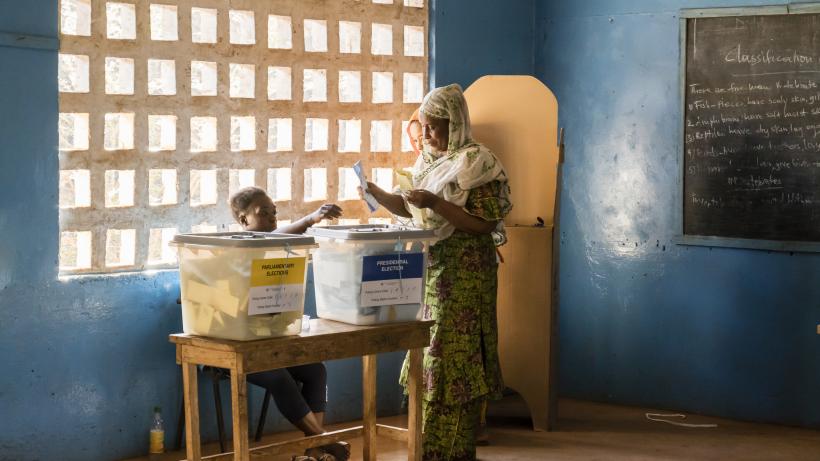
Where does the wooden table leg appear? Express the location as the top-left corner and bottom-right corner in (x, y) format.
(182, 362), (201, 461)
(407, 348), (423, 461)
(362, 354), (377, 461)
(230, 367), (250, 461)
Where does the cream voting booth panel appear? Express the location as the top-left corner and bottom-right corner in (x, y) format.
(464, 76), (559, 226)
(464, 76), (559, 431)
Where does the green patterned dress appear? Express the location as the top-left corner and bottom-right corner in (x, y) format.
(401, 180), (509, 461)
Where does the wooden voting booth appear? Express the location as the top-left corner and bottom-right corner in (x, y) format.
(465, 76), (561, 431)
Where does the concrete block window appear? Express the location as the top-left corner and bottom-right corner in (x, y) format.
(58, 0), (427, 274)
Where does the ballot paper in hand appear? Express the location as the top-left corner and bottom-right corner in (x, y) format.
(395, 169), (427, 227)
(353, 161), (379, 212)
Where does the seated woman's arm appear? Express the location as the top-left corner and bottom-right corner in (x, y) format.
(406, 190), (497, 235)
(275, 215), (318, 235)
(275, 204), (342, 235)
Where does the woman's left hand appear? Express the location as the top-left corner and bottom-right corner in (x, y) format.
(404, 189), (439, 209)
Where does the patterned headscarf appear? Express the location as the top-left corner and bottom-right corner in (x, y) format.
(419, 84), (473, 154)
(407, 84), (512, 245)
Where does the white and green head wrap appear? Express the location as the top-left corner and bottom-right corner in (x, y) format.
(419, 83), (474, 153)
(407, 84), (512, 245)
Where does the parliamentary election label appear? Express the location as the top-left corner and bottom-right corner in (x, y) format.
(249, 257), (307, 315)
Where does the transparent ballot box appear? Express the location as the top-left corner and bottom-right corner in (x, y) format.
(307, 225), (435, 325)
(172, 232), (316, 340)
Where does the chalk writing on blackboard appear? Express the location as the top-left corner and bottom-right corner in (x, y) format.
(683, 13), (820, 242)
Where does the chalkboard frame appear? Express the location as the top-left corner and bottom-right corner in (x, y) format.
(675, 3), (820, 253)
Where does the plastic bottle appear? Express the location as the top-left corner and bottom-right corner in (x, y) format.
(149, 406), (164, 456)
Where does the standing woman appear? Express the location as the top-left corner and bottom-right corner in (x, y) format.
(365, 84), (512, 460)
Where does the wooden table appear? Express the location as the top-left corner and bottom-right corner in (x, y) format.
(170, 319), (433, 461)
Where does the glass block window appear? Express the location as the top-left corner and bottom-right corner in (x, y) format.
(338, 168), (360, 201)
(304, 19), (328, 52)
(304, 168), (328, 202)
(267, 168), (292, 202)
(147, 59), (176, 96)
(61, 0), (91, 36)
(372, 71), (394, 103)
(106, 2), (136, 40)
(338, 119), (362, 153)
(229, 10), (255, 45)
(305, 118), (329, 152)
(339, 71), (362, 103)
(105, 57), (134, 95)
(230, 116), (257, 152)
(404, 25), (425, 56)
(303, 69), (327, 102)
(150, 4), (178, 42)
(372, 167), (394, 192)
(190, 116), (217, 152)
(371, 23), (392, 55)
(339, 21), (361, 54)
(147, 114), (177, 152)
(268, 15), (293, 49)
(191, 7), (217, 44)
(268, 66), (292, 101)
(58, 0), (427, 274)
(230, 63), (256, 99)
(190, 170), (218, 207)
(105, 228), (137, 267)
(58, 54), (89, 93)
(268, 118), (293, 152)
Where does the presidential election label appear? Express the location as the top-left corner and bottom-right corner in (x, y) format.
(249, 257), (307, 315)
(360, 253), (424, 307)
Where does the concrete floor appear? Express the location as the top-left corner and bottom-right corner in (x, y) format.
(126, 396), (820, 461)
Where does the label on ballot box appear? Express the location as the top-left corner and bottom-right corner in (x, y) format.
(249, 257), (307, 315)
(360, 253), (424, 307)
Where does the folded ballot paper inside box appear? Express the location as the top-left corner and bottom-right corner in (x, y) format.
(172, 232), (316, 341)
(307, 225), (435, 325)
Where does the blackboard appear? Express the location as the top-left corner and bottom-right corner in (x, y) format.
(680, 6), (820, 250)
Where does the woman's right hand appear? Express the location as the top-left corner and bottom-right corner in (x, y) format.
(358, 181), (384, 202)
(358, 181), (413, 218)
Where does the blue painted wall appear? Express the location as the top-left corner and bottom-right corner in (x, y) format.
(430, 0), (535, 88)
(536, 0), (820, 426)
(0, 1), (535, 459)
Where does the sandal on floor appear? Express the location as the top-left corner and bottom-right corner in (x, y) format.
(304, 447), (336, 461)
(319, 441), (351, 461)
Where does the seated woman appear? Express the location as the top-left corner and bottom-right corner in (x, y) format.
(227, 186), (347, 461)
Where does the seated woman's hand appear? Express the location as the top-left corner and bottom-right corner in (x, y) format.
(310, 204), (343, 224)
(404, 189), (439, 209)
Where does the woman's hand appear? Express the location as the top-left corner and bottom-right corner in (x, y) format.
(358, 181), (412, 218)
(310, 204), (343, 224)
(358, 181), (384, 201)
(404, 189), (440, 209)
(406, 190), (498, 235)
